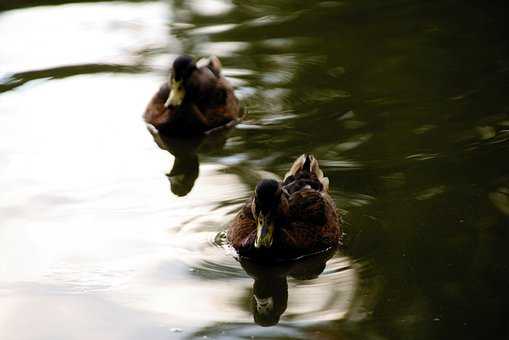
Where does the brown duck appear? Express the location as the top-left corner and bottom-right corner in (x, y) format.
(227, 154), (342, 260)
(144, 55), (241, 136)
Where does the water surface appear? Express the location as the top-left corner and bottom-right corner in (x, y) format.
(1, 1), (508, 339)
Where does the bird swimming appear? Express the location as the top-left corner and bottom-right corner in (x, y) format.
(144, 55), (241, 136)
(227, 154), (342, 261)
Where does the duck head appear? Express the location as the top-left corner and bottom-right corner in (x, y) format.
(164, 55), (196, 109)
(251, 179), (287, 248)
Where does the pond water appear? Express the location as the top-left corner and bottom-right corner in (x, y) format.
(1, 1), (508, 339)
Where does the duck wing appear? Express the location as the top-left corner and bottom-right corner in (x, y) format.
(282, 154), (329, 194)
(227, 199), (256, 250)
(143, 83), (171, 127)
(189, 59), (239, 125)
(196, 56), (222, 78)
(280, 155), (340, 251)
(279, 189), (340, 252)
(188, 63), (227, 106)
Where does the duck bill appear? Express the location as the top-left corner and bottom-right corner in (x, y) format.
(254, 215), (273, 248)
(164, 79), (185, 108)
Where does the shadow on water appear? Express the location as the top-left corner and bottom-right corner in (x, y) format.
(146, 126), (236, 196)
(185, 235), (361, 338)
(240, 248), (337, 327)
(0, 63), (146, 93)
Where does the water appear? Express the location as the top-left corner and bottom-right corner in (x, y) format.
(1, 0), (508, 339)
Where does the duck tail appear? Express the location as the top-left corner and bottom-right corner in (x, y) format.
(196, 55), (222, 77)
(284, 154), (330, 191)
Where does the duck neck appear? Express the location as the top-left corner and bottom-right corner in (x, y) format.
(268, 195), (289, 243)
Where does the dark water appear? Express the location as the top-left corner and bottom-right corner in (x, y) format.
(1, 0), (508, 339)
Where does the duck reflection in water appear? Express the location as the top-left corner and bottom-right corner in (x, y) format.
(146, 125), (231, 196)
(239, 247), (336, 327)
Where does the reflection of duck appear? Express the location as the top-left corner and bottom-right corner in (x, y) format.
(228, 154), (342, 260)
(240, 247), (336, 326)
(144, 55), (241, 136)
(166, 151), (199, 197)
(147, 126), (230, 196)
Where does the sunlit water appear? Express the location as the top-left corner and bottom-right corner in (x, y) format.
(1, 1), (508, 339)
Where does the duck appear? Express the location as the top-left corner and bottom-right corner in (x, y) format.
(227, 154), (342, 260)
(144, 55), (241, 136)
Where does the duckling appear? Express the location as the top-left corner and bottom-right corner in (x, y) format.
(144, 55), (241, 136)
(227, 154), (341, 260)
